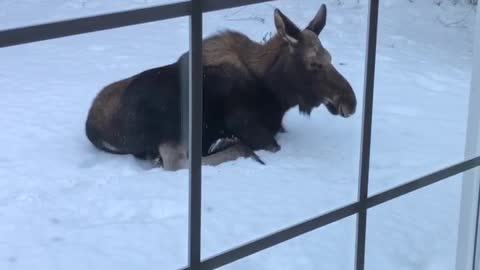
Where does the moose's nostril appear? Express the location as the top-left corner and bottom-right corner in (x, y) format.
(339, 104), (353, 118)
(338, 97), (356, 118)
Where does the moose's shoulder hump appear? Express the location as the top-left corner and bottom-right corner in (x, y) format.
(202, 30), (254, 73)
(205, 30), (250, 42)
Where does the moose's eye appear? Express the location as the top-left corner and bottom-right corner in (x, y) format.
(310, 62), (323, 70)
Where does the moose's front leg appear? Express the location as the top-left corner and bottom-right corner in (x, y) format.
(225, 110), (280, 153)
(158, 143), (188, 171)
(158, 141), (264, 171)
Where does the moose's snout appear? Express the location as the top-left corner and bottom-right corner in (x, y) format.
(325, 94), (356, 118)
(325, 65), (357, 118)
(338, 93), (356, 117)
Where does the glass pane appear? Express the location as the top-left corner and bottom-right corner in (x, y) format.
(201, 0), (366, 258)
(0, 16), (190, 270)
(369, 1), (473, 194)
(215, 216), (356, 270)
(0, 0), (185, 30)
(366, 171), (466, 269)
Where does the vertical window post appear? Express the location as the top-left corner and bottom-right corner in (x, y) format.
(188, 0), (203, 268)
(355, 0), (379, 269)
(456, 4), (480, 270)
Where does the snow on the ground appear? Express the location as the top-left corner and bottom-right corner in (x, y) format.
(0, 0), (476, 269)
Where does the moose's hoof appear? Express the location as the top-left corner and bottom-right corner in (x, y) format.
(208, 137), (239, 154)
(152, 156), (163, 167)
(266, 143), (281, 153)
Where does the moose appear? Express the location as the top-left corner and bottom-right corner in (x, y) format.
(85, 4), (357, 171)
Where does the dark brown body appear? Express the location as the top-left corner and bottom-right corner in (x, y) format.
(85, 4), (357, 170)
(86, 36), (284, 159)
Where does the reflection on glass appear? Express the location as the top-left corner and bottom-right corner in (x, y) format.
(366, 173), (463, 269)
(201, 0), (366, 258)
(216, 217), (355, 270)
(369, 1), (472, 194)
(0, 17), (190, 270)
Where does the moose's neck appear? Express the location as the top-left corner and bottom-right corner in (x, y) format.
(257, 38), (303, 112)
(241, 35), (304, 113)
(201, 31), (299, 113)
(243, 34), (286, 78)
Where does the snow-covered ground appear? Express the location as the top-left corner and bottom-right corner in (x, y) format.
(0, 0), (476, 269)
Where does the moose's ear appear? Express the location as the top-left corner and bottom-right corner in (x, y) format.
(274, 9), (302, 45)
(307, 4), (327, 35)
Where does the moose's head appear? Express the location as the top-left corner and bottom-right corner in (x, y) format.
(268, 4), (357, 117)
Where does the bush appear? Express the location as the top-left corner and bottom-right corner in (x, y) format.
(433, 0), (477, 4)
(454, 0), (477, 4)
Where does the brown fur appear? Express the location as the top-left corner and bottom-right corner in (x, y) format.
(203, 31), (284, 78)
(85, 4), (357, 170)
(86, 76), (136, 153)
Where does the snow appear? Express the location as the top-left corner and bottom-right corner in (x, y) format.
(0, 0), (476, 269)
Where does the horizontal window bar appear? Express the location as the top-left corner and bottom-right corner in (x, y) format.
(367, 156), (480, 209)
(204, 0), (274, 13)
(0, 1), (190, 48)
(0, 0), (274, 48)
(197, 202), (361, 270)
(177, 156), (480, 270)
